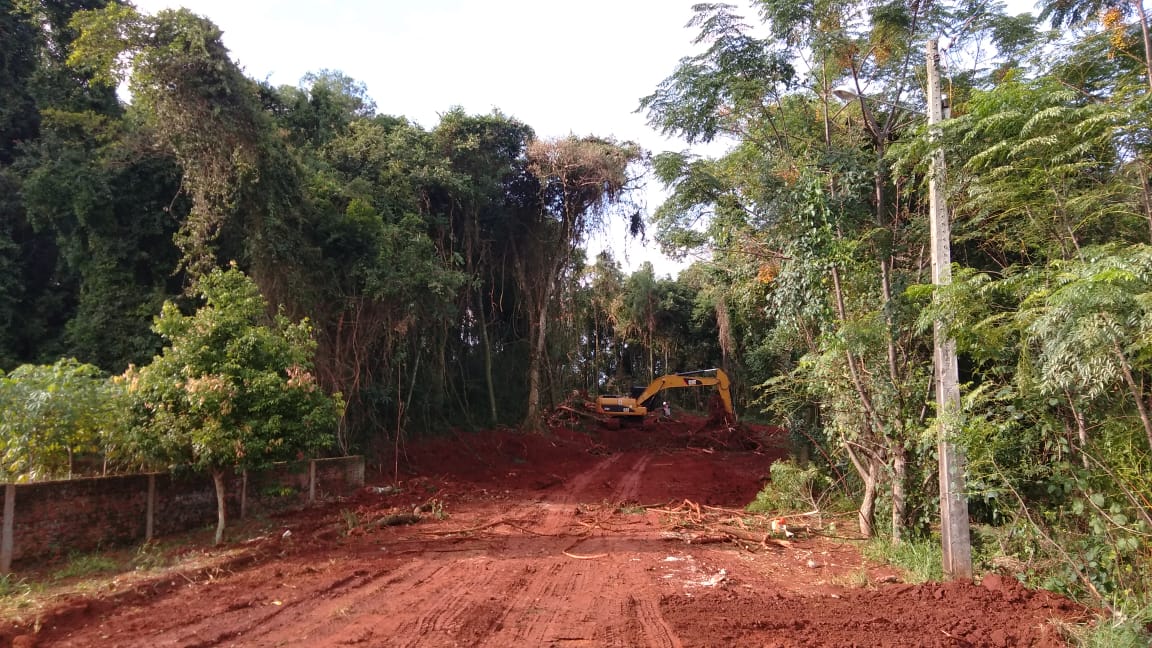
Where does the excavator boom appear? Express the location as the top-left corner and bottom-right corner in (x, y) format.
(595, 369), (734, 420)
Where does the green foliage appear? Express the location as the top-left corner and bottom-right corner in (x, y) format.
(937, 244), (1152, 605)
(863, 537), (945, 584)
(0, 358), (130, 481)
(639, 3), (795, 144)
(125, 265), (340, 475)
(1062, 602), (1152, 648)
(935, 76), (1146, 262)
(52, 551), (119, 580)
(747, 459), (830, 514)
(70, 5), (302, 279)
(17, 107), (183, 371)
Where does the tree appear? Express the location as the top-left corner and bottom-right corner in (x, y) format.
(69, 4), (319, 294)
(1040, 0), (1152, 91)
(431, 109), (535, 427)
(516, 136), (642, 428)
(640, 1), (1034, 540)
(0, 358), (127, 481)
(125, 265), (340, 545)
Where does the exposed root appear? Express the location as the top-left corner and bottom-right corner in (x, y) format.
(372, 513), (422, 528)
(646, 499), (805, 550)
(422, 518), (536, 536)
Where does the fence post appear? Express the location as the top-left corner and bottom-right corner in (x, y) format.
(240, 470), (248, 520)
(2, 484), (15, 574)
(308, 460), (317, 504)
(145, 474), (156, 542)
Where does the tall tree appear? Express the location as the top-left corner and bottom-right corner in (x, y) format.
(516, 136), (642, 428)
(69, 4), (318, 293)
(641, 1), (1018, 539)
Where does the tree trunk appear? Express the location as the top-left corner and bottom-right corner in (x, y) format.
(1064, 388), (1090, 468)
(212, 469), (227, 546)
(1115, 344), (1152, 453)
(891, 444), (907, 543)
(1135, 0), (1152, 92)
(859, 457), (880, 538)
(525, 303), (549, 430)
(846, 444), (880, 538)
(477, 292), (498, 426)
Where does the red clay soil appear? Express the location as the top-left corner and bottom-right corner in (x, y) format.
(3, 417), (1088, 647)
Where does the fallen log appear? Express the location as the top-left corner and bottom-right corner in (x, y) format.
(717, 525), (791, 548)
(660, 531), (732, 545)
(372, 513), (422, 528)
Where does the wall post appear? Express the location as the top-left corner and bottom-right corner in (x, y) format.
(308, 461), (317, 504)
(145, 474), (156, 542)
(2, 484), (15, 574)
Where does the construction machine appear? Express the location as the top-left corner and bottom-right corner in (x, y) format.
(594, 369), (735, 422)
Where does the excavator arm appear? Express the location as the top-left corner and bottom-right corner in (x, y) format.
(595, 369), (734, 420)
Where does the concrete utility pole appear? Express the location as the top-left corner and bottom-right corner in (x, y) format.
(926, 38), (973, 580)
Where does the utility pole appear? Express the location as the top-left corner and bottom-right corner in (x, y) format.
(926, 38), (972, 580)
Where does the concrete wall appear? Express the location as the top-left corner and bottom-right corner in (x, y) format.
(0, 457), (364, 571)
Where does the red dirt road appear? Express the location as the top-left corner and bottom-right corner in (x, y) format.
(7, 420), (1086, 647)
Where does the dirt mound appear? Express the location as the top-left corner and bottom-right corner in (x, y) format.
(661, 578), (1087, 647)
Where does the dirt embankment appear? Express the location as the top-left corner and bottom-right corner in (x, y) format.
(4, 419), (1087, 647)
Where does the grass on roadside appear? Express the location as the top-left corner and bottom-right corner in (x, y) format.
(1058, 601), (1152, 648)
(0, 573), (33, 598)
(0, 517), (284, 626)
(862, 537), (944, 584)
(51, 551), (120, 581)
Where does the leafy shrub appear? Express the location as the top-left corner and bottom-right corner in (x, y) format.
(747, 459), (830, 514)
(0, 359), (132, 481)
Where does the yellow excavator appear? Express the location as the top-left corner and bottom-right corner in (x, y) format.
(594, 369), (735, 422)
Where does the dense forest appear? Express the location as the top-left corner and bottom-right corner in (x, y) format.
(3, 0), (1151, 634)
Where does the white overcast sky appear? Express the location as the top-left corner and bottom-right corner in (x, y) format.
(128, 0), (1040, 276)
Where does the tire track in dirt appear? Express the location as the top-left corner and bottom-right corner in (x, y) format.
(625, 594), (679, 648)
(230, 499), (555, 646)
(134, 561), (428, 647)
(474, 450), (682, 648)
(39, 451), (684, 648)
(240, 560), (481, 647)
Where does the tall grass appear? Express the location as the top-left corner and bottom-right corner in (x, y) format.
(863, 537), (945, 583)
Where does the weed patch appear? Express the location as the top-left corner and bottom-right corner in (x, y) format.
(52, 552), (119, 581)
(863, 538), (944, 583)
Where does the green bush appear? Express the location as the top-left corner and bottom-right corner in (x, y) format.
(747, 459), (829, 514)
(0, 359), (132, 481)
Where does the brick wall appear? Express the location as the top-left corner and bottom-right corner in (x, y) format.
(0, 457), (364, 570)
